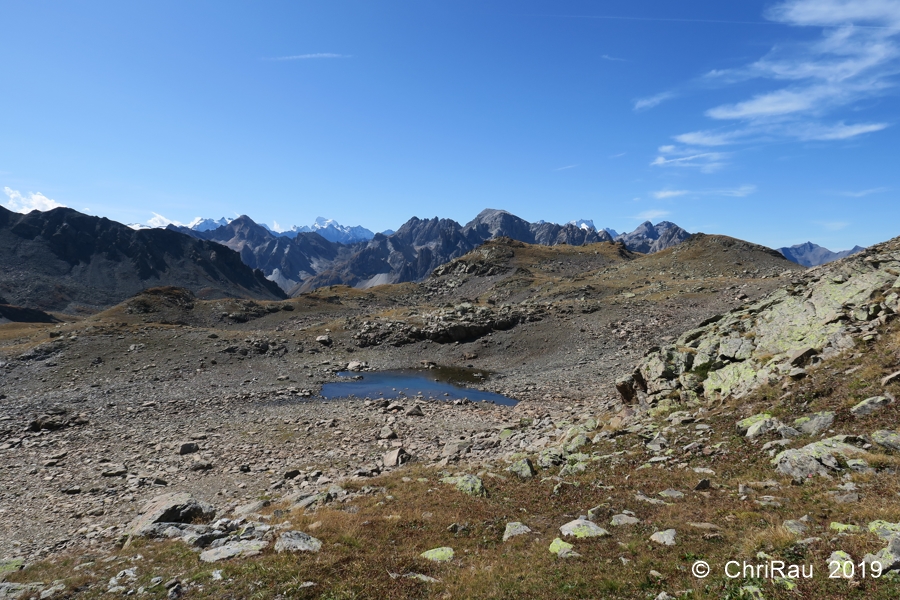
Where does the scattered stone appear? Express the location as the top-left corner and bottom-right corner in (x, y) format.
(782, 519), (809, 536)
(658, 489), (684, 499)
(882, 370), (900, 387)
(772, 436), (869, 482)
(793, 412), (835, 436)
(610, 514), (640, 526)
(126, 492), (216, 537)
(559, 519), (610, 538)
(383, 447), (411, 468)
(851, 396), (891, 417)
(506, 458), (536, 479)
(275, 531), (322, 553)
(650, 529), (677, 546)
(378, 426), (397, 440)
(406, 405), (424, 417)
(199, 540), (268, 562)
(315, 335), (332, 346)
(101, 463), (127, 477)
(695, 479), (711, 491)
(179, 442), (200, 455)
(736, 414), (772, 436)
(420, 547), (454, 562)
(548, 537), (580, 558)
(502, 522), (532, 541)
(872, 430), (900, 453)
(450, 474), (487, 497)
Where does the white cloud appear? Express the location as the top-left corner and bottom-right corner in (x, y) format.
(554, 164), (580, 171)
(653, 189), (689, 199)
(146, 212), (186, 228)
(268, 53), (349, 61)
(660, 0), (899, 169)
(717, 184), (757, 197)
(651, 151), (728, 173)
(601, 54), (626, 62)
(635, 209), (671, 220)
(650, 184), (756, 199)
(814, 220), (850, 230)
(634, 91), (676, 111)
(797, 121), (889, 140)
(837, 186), (888, 197)
(2, 187), (66, 213)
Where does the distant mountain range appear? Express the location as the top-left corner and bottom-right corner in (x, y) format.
(19, 202), (871, 315)
(170, 208), (691, 294)
(0, 205), (285, 313)
(777, 242), (866, 267)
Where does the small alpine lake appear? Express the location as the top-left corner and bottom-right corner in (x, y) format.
(320, 368), (518, 406)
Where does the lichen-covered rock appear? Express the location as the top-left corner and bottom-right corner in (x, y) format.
(507, 458), (537, 479)
(199, 540), (268, 562)
(559, 519), (610, 539)
(420, 547), (454, 562)
(868, 520), (900, 540)
(772, 436), (869, 482)
(620, 244), (900, 407)
(872, 430), (900, 453)
(611, 514), (640, 526)
(548, 537), (579, 558)
(649, 529), (677, 546)
(503, 522), (532, 541)
(442, 474), (487, 497)
(275, 531), (322, 553)
(564, 433), (589, 454)
(736, 414), (772, 436)
(863, 536), (900, 572)
(793, 411), (834, 436)
(537, 448), (565, 468)
(851, 396), (891, 417)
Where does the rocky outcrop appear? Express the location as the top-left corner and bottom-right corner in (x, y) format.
(621, 237), (900, 409)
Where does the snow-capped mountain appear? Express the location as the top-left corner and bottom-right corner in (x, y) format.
(567, 219), (596, 231)
(189, 217), (231, 232)
(276, 217), (375, 244)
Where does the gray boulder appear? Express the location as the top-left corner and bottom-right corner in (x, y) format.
(275, 531), (322, 553)
(126, 492), (216, 537)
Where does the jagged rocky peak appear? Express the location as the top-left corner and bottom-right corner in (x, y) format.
(616, 221), (691, 254)
(778, 241), (866, 267)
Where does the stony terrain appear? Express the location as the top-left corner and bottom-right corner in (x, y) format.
(3, 234), (900, 598)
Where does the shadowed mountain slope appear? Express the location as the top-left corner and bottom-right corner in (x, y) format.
(0, 206), (285, 313)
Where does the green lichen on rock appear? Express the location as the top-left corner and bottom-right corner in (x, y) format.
(448, 474), (487, 497)
(559, 519), (610, 538)
(420, 547), (454, 562)
(869, 520), (900, 540)
(736, 413), (772, 436)
(548, 537), (579, 558)
(506, 458), (536, 479)
(829, 522), (863, 534)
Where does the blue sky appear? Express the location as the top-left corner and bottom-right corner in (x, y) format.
(1, 0), (898, 251)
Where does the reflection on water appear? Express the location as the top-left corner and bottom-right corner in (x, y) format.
(320, 369), (517, 406)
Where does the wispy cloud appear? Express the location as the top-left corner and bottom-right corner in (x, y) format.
(650, 147), (729, 173)
(2, 187), (65, 213)
(554, 164), (580, 171)
(650, 184), (757, 199)
(635, 209), (671, 220)
(718, 184), (757, 197)
(634, 91), (676, 111)
(815, 220), (850, 230)
(657, 0), (899, 170)
(610, 152), (626, 158)
(266, 53), (350, 61)
(836, 186), (889, 197)
(653, 189), (689, 199)
(601, 54), (626, 62)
